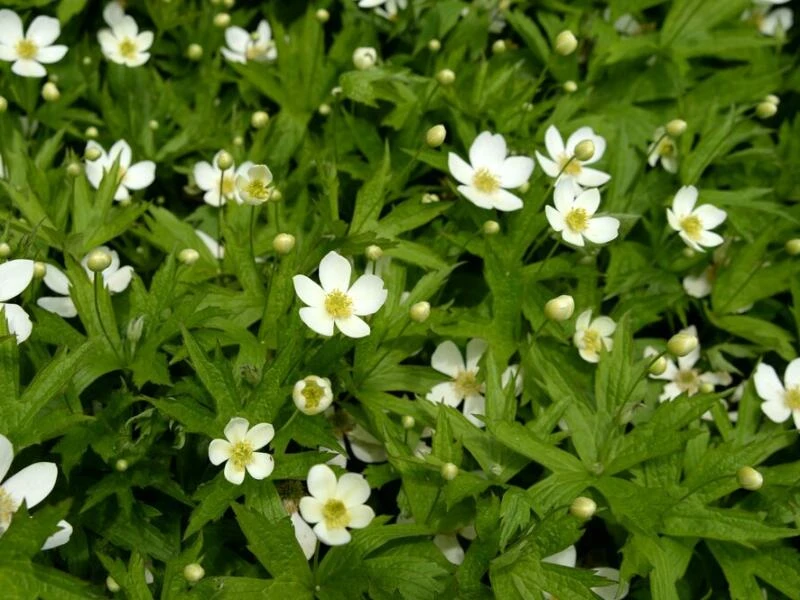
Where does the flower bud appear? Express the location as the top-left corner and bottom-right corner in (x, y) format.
(544, 295), (575, 321)
(331, 86), (343, 97)
(251, 110), (269, 129)
(441, 462), (459, 481)
(216, 150), (233, 170)
(482, 220), (500, 235)
(353, 47), (377, 70)
(84, 147), (102, 161)
(273, 233), (296, 254)
(187, 43), (203, 60)
(427, 39), (441, 52)
(86, 248), (112, 272)
(401, 415), (415, 429)
(85, 126), (99, 139)
(365, 245), (383, 261)
(682, 247), (695, 258)
(421, 193), (439, 204)
(573, 140), (595, 162)
(222, 0), (235, 7)
(232, 135), (244, 147)
(82, 56), (92, 66)
(106, 576), (121, 593)
(292, 375), (334, 415)
(409, 301), (431, 323)
(269, 188), (282, 202)
(315, 8), (330, 23)
(518, 181), (530, 193)
(41, 82), (60, 102)
(569, 496), (597, 520)
(699, 382), (714, 394)
(148, 119), (159, 131)
(127, 315), (144, 343)
(755, 101), (777, 119)
(667, 332), (698, 357)
(492, 39), (507, 54)
(426, 124), (447, 148)
(178, 248), (199, 265)
(0, 96), (7, 112)
(666, 119), (687, 138)
(318, 103), (331, 116)
(785, 239), (800, 256)
(764, 94), (780, 105)
(648, 355), (668, 376)
(737, 466), (763, 491)
(0, 243), (10, 258)
(563, 80), (577, 93)
(115, 458), (129, 472)
(436, 68), (455, 85)
(554, 30), (578, 56)
(183, 563), (205, 583)
(213, 12), (231, 28)
(66, 162), (82, 177)
(33, 261), (46, 278)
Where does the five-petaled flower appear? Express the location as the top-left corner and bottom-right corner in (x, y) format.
(235, 164), (275, 205)
(208, 417), (275, 485)
(193, 151), (253, 207)
(97, 5), (153, 67)
(647, 127), (679, 173)
(545, 181), (619, 247)
(293, 251), (388, 338)
(754, 358), (800, 430)
(573, 309), (615, 363)
(222, 20), (277, 64)
(536, 125), (610, 188)
(448, 131), (534, 212)
(426, 339), (488, 427)
(666, 185), (727, 252)
(0, 10), (68, 78)
(85, 140), (156, 201)
(0, 259), (35, 344)
(298, 464), (375, 546)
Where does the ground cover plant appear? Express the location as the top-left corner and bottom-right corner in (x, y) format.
(0, 0), (799, 597)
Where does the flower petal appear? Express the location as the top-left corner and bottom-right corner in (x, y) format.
(672, 186), (698, 216)
(575, 167), (611, 187)
(290, 511), (317, 559)
(469, 131), (507, 171)
(466, 338), (487, 371)
(498, 156), (534, 188)
(1, 462), (57, 509)
(544, 125), (565, 160)
(224, 460), (246, 485)
(426, 382), (462, 407)
(536, 151), (561, 178)
(573, 188), (600, 215)
(463, 393), (486, 427)
(27, 16), (61, 47)
(37, 296), (77, 318)
(319, 251), (351, 293)
(697, 230), (724, 248)
(42, 264), (70, 295)
(545, 205), (566, 232)
(457, 185), (495, 210)
(543, 545), (577, 567)
(592, 316), (616, 337)
(307, 464), (337, 499)
(41, 520), (72, 551)
(2, 303), (32, 343)
(434, 533), (465, 565)
(208, 439), (232, 465)
(36, 45), (68, 64)
(223, 417), (250, 443)
(553, 179), (577, 213)
(335, 315), (370, 338)
(225, 26), (250, 53)
(299, 496), (324, 523)
(0, 259), (34, 301)
(0, 10), (24, 44)
(0, 434), (13, 483)
(784, 359), (800, 388)
(246, 452), (274, 479)
(12, 59), (46, 78)
(337, 473), (371, 507)
(293, 275), (326, 307)
(300, 306), (335, 336)
(313, 521), (351, 546)
(561, 228), (585, 247)
(491, 189), (524, 212)
(761, 396), (791, 423)
(754, 363), (785, 404)
(105, 266), (133, 294)
(245, 423), (275, 450)
(583, 216), (620, 244)
(347, 504), (375, 529)
(694, 204), (727, 230)
(348, 274), (387, 316)
(122, 161), (155, 190)
(193, 161), (218, 191)
(431, 341), (465, 377)
(448, 153), (474, 185)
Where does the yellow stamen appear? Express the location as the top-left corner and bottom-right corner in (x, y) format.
(582, 329), (603, 354)
(15, 39), (37, 60)
(680, 215), (703, 241)
(675, 370), (700, 395)
(0, 488), (18, 533)
(324, 290), (353, 319)
(786, 387), (800, 411)
(229, 440), (253, 471)
(565, 208), (590, 232)
(472, 168), (500, 194)
(322, 499), (350, 529)
(118, 38), (138, 60)
(221, 174), (236, 196)
(301, 378), (326, 410)
(559, 155), (582, 176)
(454, 370), (481, 396)
(657, 138), (676, 158)
(245, 179), (271, 201)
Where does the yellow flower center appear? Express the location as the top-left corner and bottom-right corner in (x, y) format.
(15, 39), (38, 60)
(582, 329), (603, 354)
(301, 378), (326, 410)
(118, 37), (138, 60)
(565, 208), (590, 232)
(0, 488), (18, 533)
(245, 179), (271, 202)
(559, 155), (583, 176)
(245, 42), (273, 61)
(229, 440), (254, 471)
(221, 174), (236, 196)
(322, 499), (350, 529)
(472, 168), (500, 194)
(454, 370), (481, 396)
(680, 215), (703, 241)
(324, 290), (353, 319)
(675, 369), (700, 395)
(657, 138), (676, 158)
(786, 386), (800, 411)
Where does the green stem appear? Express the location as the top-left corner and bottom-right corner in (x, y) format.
(94, 274), (124, 365)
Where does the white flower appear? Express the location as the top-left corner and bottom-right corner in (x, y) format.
(98, 14), (153, 67)
(222, 20), (276, 64)
(754, 358), (800, 430)
(0, 434), (72, 550)
(545, 181), (619, 247)
(84, 140), (156, 202)
(208, 417), (275, 485)
(536, 125), (610, 188)
(743, 1), (793, 36)
(193, 151), (253, 207)
(448, 131), (534, 212)
(235, 164), (275, 205)
(355, 0), (408, 21)
(102, 2), (126, 27)
(292, 251), (387, 338)
(647, 127), (678, 173)
(433, 524), (477, 565)
(573, 309), (615, 363)
(426, 339), (488, 427)
(293, 376), (334, 415)
(0, 259), (35, 344)
(683, 267), (714, 298)
(298, 464), (375, 546)
(37, 248), (134, 318)
(0, 10), (68, 78)
(666, 186), (727, 252)
(542, 547), (629, 600)
(645, 327), (731, 402)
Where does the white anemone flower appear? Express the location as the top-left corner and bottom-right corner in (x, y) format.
(222, 20), (277, 64)
(448, 131), (534, 212)
(0, 434), (72, 550)
(743, 0), (793, 36)
(542, 546), (629, 600)
(645, 327), (731, 402)
(293, 376), (334, 416)
(754, 358), (800, 430)
(573, 309), (615, 363)
(193, 151), (253, 207)
(536, 125), (610, 188)
(235, 164), (275, 205)
(208, 417), (275, 485)
(0, 259), (35, 344)
(84, 140), (156, 202)
(667, 185), (727, 252)
(545, 181), (619, 247)
(426, 339), (488, 427)
(298, 464), (375, 546)
(647, 127), (679, 173)
(293, 251), (388, 338)
(0, 10), (68, 78)
(98, 14), (153, 67)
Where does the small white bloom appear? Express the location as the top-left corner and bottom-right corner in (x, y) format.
(426, 339), (488, 427)
(84, 140), (156, 201)
(573, 309), (615, 363)
(666, 185), (727, 252)
(545, 181), (619, 247)
(292, 251), (388, 338)
(352, 46), (377, 70)
(298, 464), (375, 546)
(235, 164), (275, 205)
(222, 20), (276, 64)
(754, 358), (800, 430)
(0, 10), (68, 78)
(293, 376), (334, 415)
(682, 267), (714, 299)
(0, 434), (71, 550)
(0, 259), (35, 343)
(647, 127), (679, 173)
(448, 131), (534, 212)
(98, 13), (153, 67)
(208, 417), (275, 485)
(536, 125), (610, 188)
(193, 151), (253, 207)
(742, 1), (793, 36)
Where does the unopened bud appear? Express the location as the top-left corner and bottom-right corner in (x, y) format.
(0, 243), (10, 258)
(554, 30), (578, 56)
(421, 193), (439, 204)
(127, 315), (144, 343)
(85, 147), (102, 161)
(755, 101), (777, 119)
(436, 68), (455, 85)
(66, 162), (82, 176)
(82, 56), (91, 66)
(544, 295), (575, 321)
(0, 96), (7, 112)
(148, 119), (159, 131)
(764, 94), (780, 105)
(269, 188), (282, 202)
(563, 80), (577, 93)
(315, 8), (330, 23)
(518, 181), (530, 193)
(737, 466), (763, 491)
(318, 103), (331, 116)
(483, 220), (500, 235)
(222, 0), (235, 7)
(409, 301), (431, 323)
(232, 135), (244, 147)
(426, 124), (447, 148)
(183, 563), (205, 583)
(365, 245), (383, 261)
(33, 262), (46, 278)
(666, 119), (687, 137)
(353, 47), (377, 70)
(187, 43), (203, 60)
(216, 150), (233, 170)
(85, 126), (99, 139)
(682, 247), (695, 258)
(115, 458), (129, 472)
(292, 376), (333, 415)
(784, 239), (800, 256)
(573, 139), (595, 162)
(427, 39), (441, 52)
(667, 333), (698, 357)
(492, 39), (507, 54)
(178, 248), (199, 265)
(251, 111), (269, 129)
(106, 576), (121, 592)
(441, 462), (459, 481)
(213, 12), (231, 28)
(648, 355), (668, 376)
(86, 249), (112, 272)
(272, 233), (296, 254)
(700, 382), (715, 394)
(42, 82), (60, 102)
(569, 496), (597, 520)
(401, 415), (415, 429)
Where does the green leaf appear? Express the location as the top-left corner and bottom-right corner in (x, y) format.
(181, 327), (239, 419)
